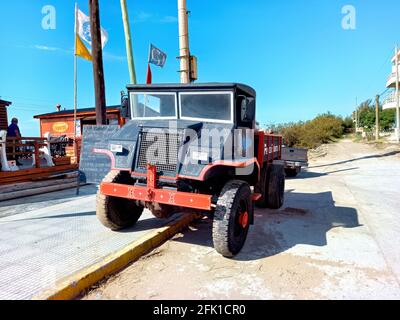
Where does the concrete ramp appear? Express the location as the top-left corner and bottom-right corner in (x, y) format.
(0, 185), (185, 300)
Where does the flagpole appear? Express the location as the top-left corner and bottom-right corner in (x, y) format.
(73, 3), (78, 163)
(120, 0), (137, 84)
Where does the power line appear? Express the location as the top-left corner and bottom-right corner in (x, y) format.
(1, 95), (72, 105)
(379, 87), (390, 97)
(0, 96), (74, 109)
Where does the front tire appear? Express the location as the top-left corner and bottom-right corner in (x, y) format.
(212, 180), (252, 258)
(96, 171), (144, 231)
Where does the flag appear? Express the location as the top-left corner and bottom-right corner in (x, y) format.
(75, 34), (92, 61)
(146, 64), (152, 84)
(148, 44), (167, 67)
(75, 7), (109, 61)
(77, 9), (108, 49)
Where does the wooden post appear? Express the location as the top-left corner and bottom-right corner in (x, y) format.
(355, 97), (358, 132)
(89, 0), (107, 125)
(12, 138), (16, 161)
(375, 95), (380, 141)
(34, 141), (40, 168)
(74, 3), (79, 164)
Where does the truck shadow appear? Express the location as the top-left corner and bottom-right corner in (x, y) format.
(291, 167), (358, 179)
(174, 190), (361, 261)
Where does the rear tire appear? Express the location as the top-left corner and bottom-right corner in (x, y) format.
(96, 171), (144, 231)
(255, 164), (285, 209)
(212, 180), (252, 258)
(267, 164), (285, 209)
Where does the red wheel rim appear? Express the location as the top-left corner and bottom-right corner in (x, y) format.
(238, 211), (249, 229)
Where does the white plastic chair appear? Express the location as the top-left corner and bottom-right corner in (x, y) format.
(31, 132), (55, 168)
(0, 130), (18, 172)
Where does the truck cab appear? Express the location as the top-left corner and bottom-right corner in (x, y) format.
(110, 83), (260, 184)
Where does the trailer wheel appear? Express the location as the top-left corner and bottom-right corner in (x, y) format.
(96, 171), (144, 231)
(212, 180), (252, 258)
(285, 168), (298, 178)
(255, 164), (285, 209)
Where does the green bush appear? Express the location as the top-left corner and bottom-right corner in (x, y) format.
(380, 109), (396, 131)
(273, 113), (346, 149)
(356, 99), (395, 131)
(342, 116), (355, 131)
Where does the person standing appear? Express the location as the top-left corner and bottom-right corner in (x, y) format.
(7, 118), (21, 138)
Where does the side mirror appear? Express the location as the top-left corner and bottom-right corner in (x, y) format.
(241, 97), (255, 122)
(120, 96), (130, 119)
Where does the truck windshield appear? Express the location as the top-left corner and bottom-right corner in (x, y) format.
(179, 92), (233, 123)
(130, 92), (177, 119)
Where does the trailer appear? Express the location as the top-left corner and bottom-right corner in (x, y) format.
(80, 83), (285, 257)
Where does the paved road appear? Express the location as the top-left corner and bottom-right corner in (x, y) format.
(85, 140), (400, 300)
(0, 185), (179, 300)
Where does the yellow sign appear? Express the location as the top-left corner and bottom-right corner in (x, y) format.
(52, 122), (69, 133)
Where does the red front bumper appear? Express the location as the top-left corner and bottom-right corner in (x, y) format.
(100, 182), (213, 211)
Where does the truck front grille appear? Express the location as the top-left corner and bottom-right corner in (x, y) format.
(137, 130), (184, 174)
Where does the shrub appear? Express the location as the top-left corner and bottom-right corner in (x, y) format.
(271, 113), (346, 149)
(356, 99), (395, 131)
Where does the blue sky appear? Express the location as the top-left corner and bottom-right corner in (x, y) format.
(0, 0), (399, 136)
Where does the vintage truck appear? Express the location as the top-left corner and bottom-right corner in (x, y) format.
(81, 83), (285, 257)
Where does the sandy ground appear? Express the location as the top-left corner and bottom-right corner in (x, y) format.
(84, 139), (400, 300)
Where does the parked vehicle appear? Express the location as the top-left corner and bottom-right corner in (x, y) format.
(282, 147), (308, 177)
(81, 83), (285, 257)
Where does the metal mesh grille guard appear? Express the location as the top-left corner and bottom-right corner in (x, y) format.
(137, 130), (184, 174)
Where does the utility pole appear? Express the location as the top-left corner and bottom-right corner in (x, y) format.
(178, 0), (191, 84)
(355, 97), (358, 132)
(120, 0), (137, 85)
(89, 0), (107, 125)
(375, 95), (380, 141)
(395, 45), (400, 142)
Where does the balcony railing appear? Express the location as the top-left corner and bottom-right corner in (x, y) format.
(381, 90), (399, 110)
(383, 92), (396, 104)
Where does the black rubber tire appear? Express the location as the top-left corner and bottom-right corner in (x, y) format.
(255, 164), (285, 209)
(285, 168), (298, 178)
(267, 164), (285, 209)
(212, 180), (252, 258)
(96, 171), (144, 231)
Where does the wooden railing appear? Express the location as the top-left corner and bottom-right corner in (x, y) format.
(6, 137), (47, 168)
(4, 136), (75, 169)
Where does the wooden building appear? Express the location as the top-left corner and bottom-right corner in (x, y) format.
(34, 105), (124, 162)
(34, 105), (124, 139)
(0, 99), (12, 131)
